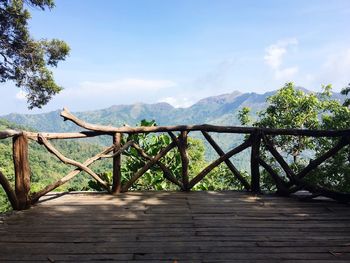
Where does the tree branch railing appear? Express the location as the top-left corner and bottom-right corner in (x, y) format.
(0, 108), (349, 210)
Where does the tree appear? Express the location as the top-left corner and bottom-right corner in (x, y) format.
(341, 83), (350, 107)
(0, 0), (70, 109)
(238, 82), (350, 192)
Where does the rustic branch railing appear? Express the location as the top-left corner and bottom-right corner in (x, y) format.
(1, 107), (350, 210)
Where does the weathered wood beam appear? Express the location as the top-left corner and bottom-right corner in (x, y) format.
(0, 129), (21, 139)
(13, 134), (31, 210)
(188, 138), (252, 189)
(0, 170), (18, 210)
(202, 131), (250, 191)
(263, 135), (297, 183)
(262, 137), (350, 202)
(294, 179), (350, 203)
(60, 107), (350, 137)
(178, 131), (189, 190)
(121, 140), (177, 192)
(258, 158), (290, 196)
(168, 132), (180, 146)
(296, 137), (349, 180)
(264, 135), (350, 193)
(112, 133), (122, 194)
(130, 142), (183, 189)
(99, 140), (134, 158)
(250, 131), (262, 193)
(23, 131), (108, 141)
(37, 134), (110, 192)
(30, 145), (115, 203)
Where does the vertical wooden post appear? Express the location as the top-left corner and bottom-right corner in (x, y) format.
(250, 130), (261, 193)
(112, 133), (122, 194)
(179, 131), (189, 191)
(13, 134), (31, 210)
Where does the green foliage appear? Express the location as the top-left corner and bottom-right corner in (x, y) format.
(88, 172), (112, 191)
(0, 188), (11, 213)
(341, 83), (350, 107)
(0, 0), (70, 109)
(238, 107), (251, 126)
(238, 82), (350, 192)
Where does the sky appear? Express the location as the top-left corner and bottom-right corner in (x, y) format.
(2, 0), (350, 114)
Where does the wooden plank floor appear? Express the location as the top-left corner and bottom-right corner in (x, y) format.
(0, 191), (350, 262)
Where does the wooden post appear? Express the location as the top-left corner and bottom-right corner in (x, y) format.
(179, 131), (189, 191)
(13, 134), (31, 210)
(112, 133), (122, 194)
(250, 131), (261, 193)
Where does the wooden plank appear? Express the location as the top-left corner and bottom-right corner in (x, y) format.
(1, 191), (350, 262)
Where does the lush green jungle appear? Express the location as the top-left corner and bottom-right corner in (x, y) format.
(1, 83), (350, 212)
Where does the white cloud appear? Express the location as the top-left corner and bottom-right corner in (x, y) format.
(264, 38), (299, 80)
(64, 78), (177, 97)
(158, 96), (194, 108)
(15, 90), (27, 100)
(264, 45), (286, 69)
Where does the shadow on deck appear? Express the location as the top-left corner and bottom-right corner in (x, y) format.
(0, 191), (350, 262)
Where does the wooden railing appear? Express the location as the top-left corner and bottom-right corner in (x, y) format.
(1, 107), (350, 210)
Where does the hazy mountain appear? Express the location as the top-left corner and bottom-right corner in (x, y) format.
(1, 88), (344, 168)
(2, 90), (273, 132)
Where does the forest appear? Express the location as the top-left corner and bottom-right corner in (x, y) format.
(1, 83), (350, 212)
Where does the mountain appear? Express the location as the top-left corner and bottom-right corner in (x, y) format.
(1, 90), (272, 132)
(0, 88), (344, 159)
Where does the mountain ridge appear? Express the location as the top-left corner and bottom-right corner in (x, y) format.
(1, 88), (345, 171)
(2, 90), (270, 132)
(1, 88), (344, 133)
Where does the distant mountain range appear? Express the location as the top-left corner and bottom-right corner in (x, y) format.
(2, 90), (278, 132)
(1, 88), (344, 168)
(2, 88), (344, 133)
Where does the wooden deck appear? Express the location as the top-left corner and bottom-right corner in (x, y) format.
(0, 191), (350, 262)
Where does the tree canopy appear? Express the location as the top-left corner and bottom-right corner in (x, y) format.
(0, 0), (69, 109)
(238, 82), (350, 192)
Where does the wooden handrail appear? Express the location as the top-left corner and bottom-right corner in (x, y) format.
(60, 108), (350, 137)
(1, 108), (350, 211)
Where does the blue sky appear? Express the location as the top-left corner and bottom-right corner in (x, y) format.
(2, 0), (350, 114)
